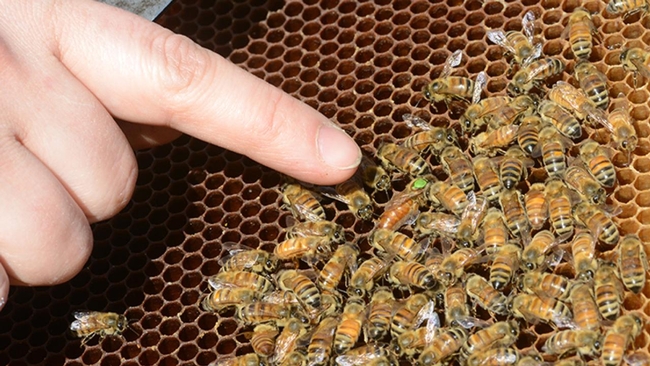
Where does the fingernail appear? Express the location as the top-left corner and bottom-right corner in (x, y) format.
(317, 124), (361, 170)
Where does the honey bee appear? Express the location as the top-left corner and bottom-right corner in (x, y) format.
(460, 320), (520, 359)
(441, 145), (476, 194)
(349, 255), (391, 297)
(366, 287), (395, 340)
(481, 207), (509, 254)
(534, 125), (572, 179)
(269, 318), (308, 365)
(428, 180), (469, 217)
(601, 95), (638, 164)
(574, 60), (609, 110)
(606, 0), (650, 17)
(377, 142), (432, 177)
(274, 235), (333, 264)
(465, 273), (509, 316)
(500, 146), (533, 190)
(209, 270), (274, 294)
(473, 155), (503, 203)
(414, 211), (461, 239)
(539, 100), (582, 140)
(456, 192), (488, 248)
(445, 284), (470, 326)
(487, 10), (542, 65)
(490, 244), (522, 290)
(202, 287), (260, 313)
(277, 270), (322, 317)
(579, 139), (617, 188)
(422, 49), (487, 105)
(499, 189), (531, 239)
(388, 260), (438, 291)
(617, 234), (648, 294)
(286, 220), (344, 243)
(238, 302), (296, 327)
(70, 311), (128, 344)
(470, 125), (520, 157)
(517, 271), (573, 302)
(487, 95), (537, 128)
(507, 57), (565, 95)
(571, 229), (598, 281)
(307, 316), (339, 366)
(370, 228), (428, 262)
(461, 96), (512, 134)
(543, 329), (602, 357)
(564, 164), (607, 206)
(377, 177), (428, 230)
(394, 323), (440, 357)
(250, 323), (279, 357)
(359, 155), (391, 192)
(318, 244), (358, 295)
(417, 327), (468, 366)
(570, 282), (602, 331)
(601, 314), (644, 366)
(281, 183), (326, 222)
(401, 122), (459, 156)
(594, 260), (624, 321)
(466, 347), (520, 366)
(564, 7), (597, 60)
(523, 183), (546, 230)
(438, 248), (482, 287)
(219, 242), (278, 274)
(319, 178), (374, 221)
(518, 115), (541, 156)
(545, 179), (575, 241)
(334, 296), (366, 354)
(620, 47), (650, 81)
(521, 230), (559, 271)
(548, 81), (608, 127)
(510, 293), (573, 328)
(390, 293), (433, 337)
(213, 354), (260, 366)
(573, 201), (619, 246)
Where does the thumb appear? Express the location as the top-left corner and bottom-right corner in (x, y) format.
(53, 0), (361, 184)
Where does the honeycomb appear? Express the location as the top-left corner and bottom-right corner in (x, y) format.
(2, 0), (650, 365)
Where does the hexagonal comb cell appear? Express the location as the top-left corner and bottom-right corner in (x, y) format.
(3, 0), (650, 365)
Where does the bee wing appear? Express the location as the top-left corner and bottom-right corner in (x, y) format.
(217, 242), (258, 267)
(625, 352), (650, 366)
(319, 186), (353, 206)
(441, 49), (463, 78)
(452, 315), (491, 329)
(72, 310), (97, 321)
(403, 113), (432, 130)
(472, 71), (487, 105)
(424, 311), (441, 344)
(522, 10), (536, 42)
(413, 300), (437, 329)
(487, 29), (514, 54)
(207, 276), (234, 291)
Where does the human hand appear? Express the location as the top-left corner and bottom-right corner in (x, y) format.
(0, 0), (361, 308)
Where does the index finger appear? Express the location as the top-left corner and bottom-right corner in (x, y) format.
(49, 0), (361, 185)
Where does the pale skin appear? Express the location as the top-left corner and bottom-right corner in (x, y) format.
(0, 0), (361, 309)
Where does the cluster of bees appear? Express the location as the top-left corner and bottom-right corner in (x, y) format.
(199, 2), (650, 366)
(65, 1), (650, 366)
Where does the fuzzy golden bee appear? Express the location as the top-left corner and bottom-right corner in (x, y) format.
(487, 10), (541, 65)
(70, 311), (128, 345)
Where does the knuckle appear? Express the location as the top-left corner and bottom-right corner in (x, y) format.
(149, 32), (211, 107)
